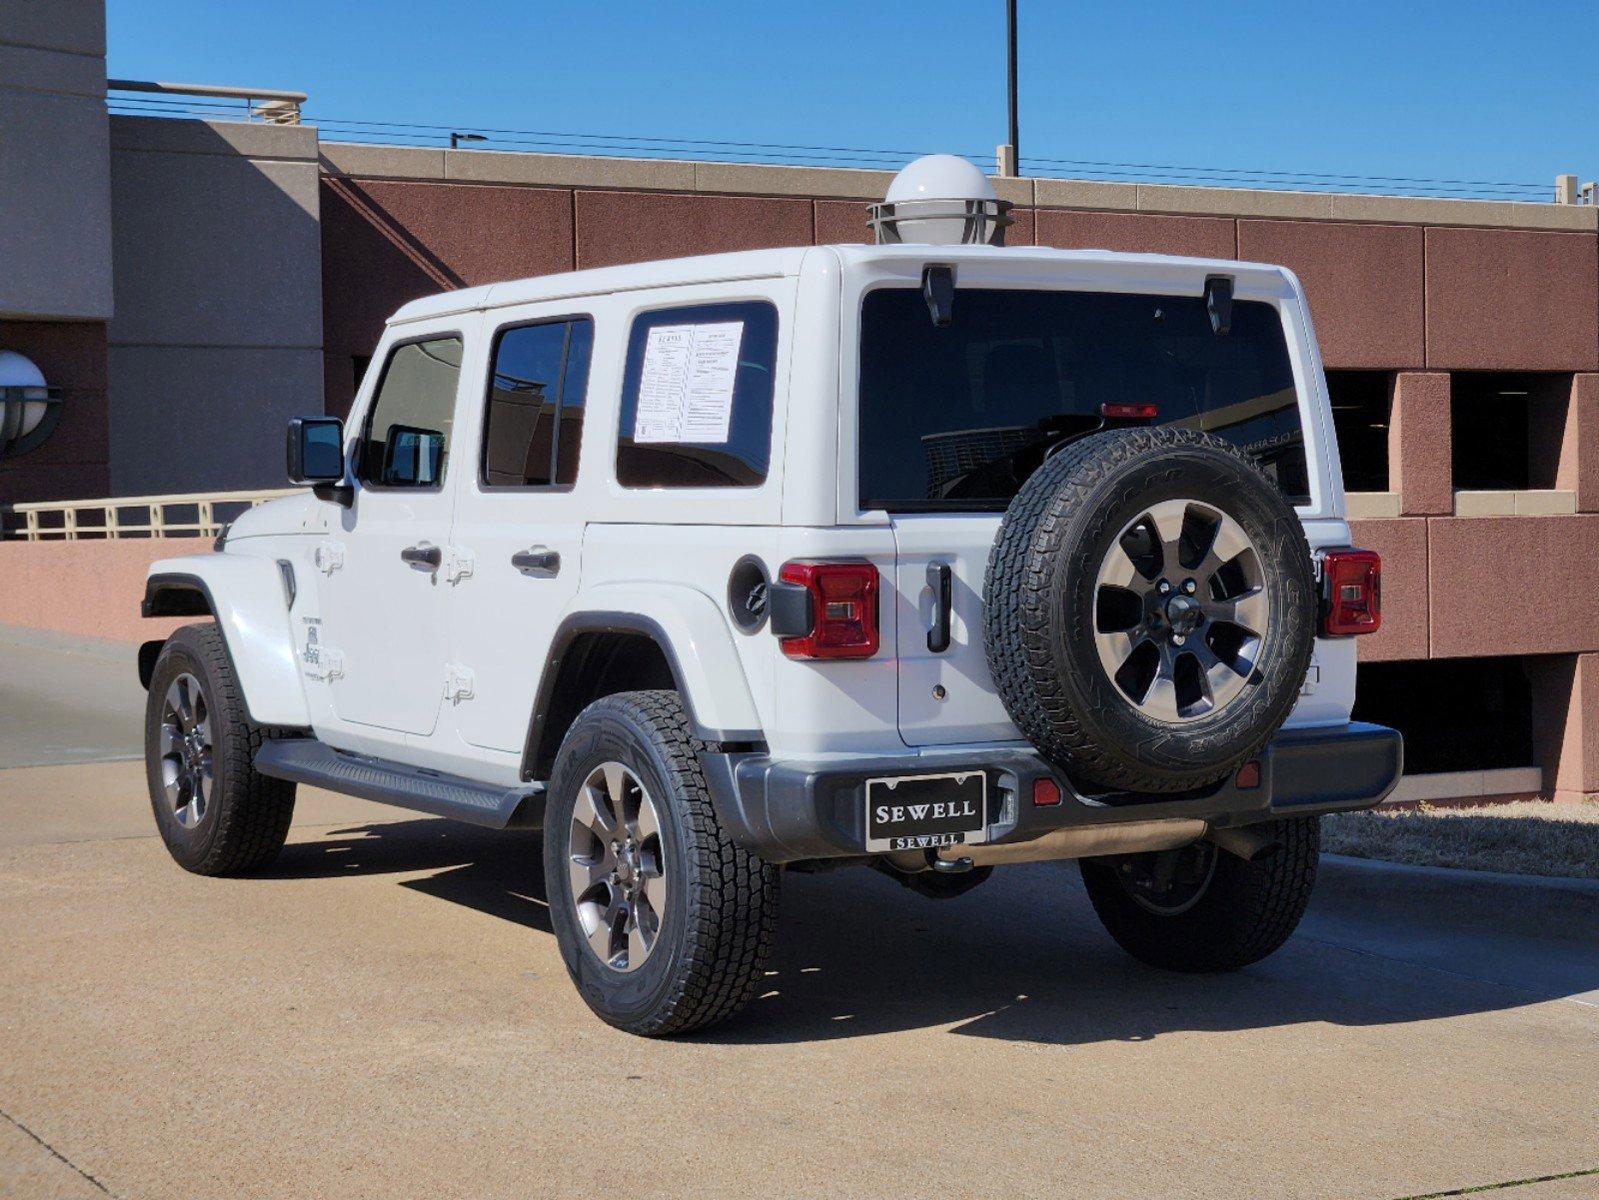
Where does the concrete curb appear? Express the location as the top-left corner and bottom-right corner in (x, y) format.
(1322, 851), (1599, 894)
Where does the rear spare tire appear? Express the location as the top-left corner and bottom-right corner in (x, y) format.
(984, 427), (1315, 793)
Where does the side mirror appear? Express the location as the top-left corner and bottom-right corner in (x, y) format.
(287, 417), (353, 506)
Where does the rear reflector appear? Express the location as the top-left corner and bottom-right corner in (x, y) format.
(777, 560), (880, 659)
(1234, 760), (1262, 790)
(1320, 548), (1381, 636)
(1101, 401), (1159, 421)
(1032, 777), (1063, 807)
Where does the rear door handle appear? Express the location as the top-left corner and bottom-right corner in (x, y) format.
(927, 561), (953, 653)
(400, 542), (442, 569)
(512, 547), (561, 577)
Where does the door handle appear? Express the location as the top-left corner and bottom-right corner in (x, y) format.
(927, 561), (953, 653)
(401, 542), (443, 569)
(511, 547), (561, 577)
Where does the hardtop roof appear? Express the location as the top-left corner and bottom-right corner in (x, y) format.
(387, 243), (1293, 325)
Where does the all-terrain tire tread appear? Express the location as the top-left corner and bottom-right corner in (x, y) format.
(580, 691), (778, 1037)
(153, 623), (296, 876)
(1079, 816), (1321, 972)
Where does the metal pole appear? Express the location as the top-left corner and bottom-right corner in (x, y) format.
(1006, 0), (1019, 174)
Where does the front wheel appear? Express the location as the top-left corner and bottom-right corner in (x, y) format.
(144, 622), (296, 875)
(1079, 816), (1320, 972)
(543, 691), (778, 1036)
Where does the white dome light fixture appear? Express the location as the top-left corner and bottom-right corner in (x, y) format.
(0, 342), (63, 460)
(868, 154), (1013, 247)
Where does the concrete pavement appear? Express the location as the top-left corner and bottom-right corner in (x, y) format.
(2, 759), (1597, 1200)
(0, 627), (145, 769)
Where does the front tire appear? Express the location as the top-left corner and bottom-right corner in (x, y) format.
(544, 691), (778, 1036)
(144, 622), (296, 875)
(1079, 816), (1319, 972)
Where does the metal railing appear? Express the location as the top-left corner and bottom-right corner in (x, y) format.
(4, 489), (300, 541)
(107, 79), (307, 125)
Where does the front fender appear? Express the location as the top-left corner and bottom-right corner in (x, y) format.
(556, 583), (763, 741)
(142, 554), (310, 728)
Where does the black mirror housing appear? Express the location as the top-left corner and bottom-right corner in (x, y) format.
(287, 417), (345, 484)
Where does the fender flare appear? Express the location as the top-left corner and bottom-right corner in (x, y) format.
(524, 584), (765, 772)
(141, 555), (310, 728)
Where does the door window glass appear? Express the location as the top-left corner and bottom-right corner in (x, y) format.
(482, 318), (594, 488)
(358, 336), (463, 488)
(615, 301), (778, 488)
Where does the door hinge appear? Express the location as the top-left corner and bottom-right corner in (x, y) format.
(445, 545), (475, 585)
(314, 541), (346, 575)
(444, 663), (475, 703)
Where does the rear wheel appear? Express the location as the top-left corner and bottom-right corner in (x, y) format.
(144, 622), (296, 875)
(544, 691), (778, 1036)
(1078, 816), (1320, 972)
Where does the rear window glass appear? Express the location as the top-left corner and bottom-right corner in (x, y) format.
(615, 301), (778, 488)
(858, 287), (1309, 511)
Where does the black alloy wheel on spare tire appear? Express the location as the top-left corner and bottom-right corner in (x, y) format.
(984, 426), (1317, 793)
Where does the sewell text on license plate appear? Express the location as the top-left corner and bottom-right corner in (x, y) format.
(865, 771), (987, 853)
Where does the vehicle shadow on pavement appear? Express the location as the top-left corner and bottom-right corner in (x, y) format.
(261, 818), (1599, 1048)
(265, 819), (554, 935)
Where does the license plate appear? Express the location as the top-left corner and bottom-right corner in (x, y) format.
(865, 771), (987, 853)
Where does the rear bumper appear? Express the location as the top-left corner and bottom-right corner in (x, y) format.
(701, 722), (1402, 864)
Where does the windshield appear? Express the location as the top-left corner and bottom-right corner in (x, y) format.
(858, 287), (1310, 511)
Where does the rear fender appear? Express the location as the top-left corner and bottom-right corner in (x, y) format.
(141, 555), (310, 728)
(550, 584), (763, 742)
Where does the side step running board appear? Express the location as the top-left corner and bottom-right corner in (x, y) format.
(255, 739), (543, 830)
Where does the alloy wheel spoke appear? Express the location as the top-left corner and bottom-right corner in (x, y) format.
(573, 784), (615, 839)
(626, 921), (649, 968)
(601, 762), (628, 813)
(1195, 516), (1253, 585)
(569, 852), (610, 901)
(634, 794), (660, 844)
(1098, 541), (1145, 591)
(1094, 628), (1143, 673)
(642, 870), (667, 919)
(1208, 586), (1268, 635)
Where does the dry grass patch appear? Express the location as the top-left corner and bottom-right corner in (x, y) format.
(1322, 800), (1599, 880)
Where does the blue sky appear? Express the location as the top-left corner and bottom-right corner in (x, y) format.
(108, 1), (1597, 197)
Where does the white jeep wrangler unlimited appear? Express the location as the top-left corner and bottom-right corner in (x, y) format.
(139, 157), (1399, 1036)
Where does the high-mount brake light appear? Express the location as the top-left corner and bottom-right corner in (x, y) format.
(1320, 548), (1382, 636)
(1100, 402), (1159, 421)
(777, 561), (880, 660)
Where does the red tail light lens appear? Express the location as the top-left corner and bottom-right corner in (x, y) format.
(1320, 548), (1381, 636)
(1100, 401), (1159, 421)
(777, 560), (880, 659)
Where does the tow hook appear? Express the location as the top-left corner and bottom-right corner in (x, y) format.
(925, 850), (974, 874)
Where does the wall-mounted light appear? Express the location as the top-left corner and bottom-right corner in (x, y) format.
(0, 339), (63, 460)
(449, 132), (487, 150)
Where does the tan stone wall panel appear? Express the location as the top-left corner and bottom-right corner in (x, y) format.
(1348, 518), (1428, 662)
(1389, 373), (1452, 515)
(1424, 227), (1599, 371)
(1427, 514), (1599, 657)
(1237, 220), (1423, 369)
(1034, 209), (1234, 259)
(319, 178), (576, 414)
(574, 190), (812, 269)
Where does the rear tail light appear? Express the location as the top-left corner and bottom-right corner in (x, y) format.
(776, 560), (880, 659)
(1319, 548), (1381, 636)
(1100, 401), (1159, 421)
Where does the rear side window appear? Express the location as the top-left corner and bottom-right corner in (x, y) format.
(482, 318), (594, 487)
(358, 336), (463, 488)
(858, 288), (1309, 511)
(615, 300), (778, 488)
